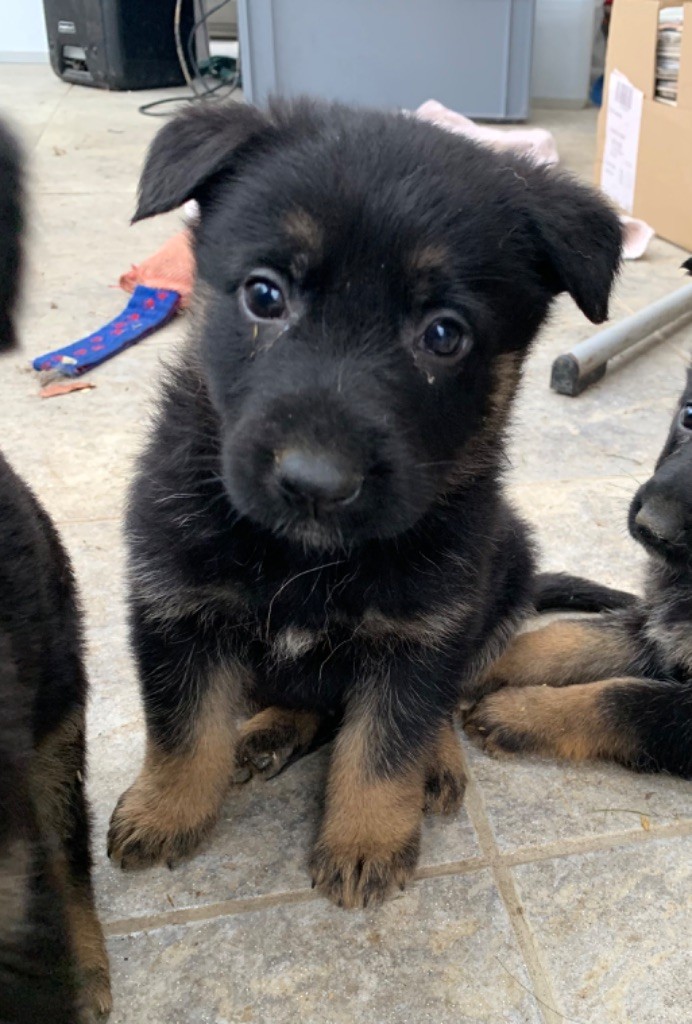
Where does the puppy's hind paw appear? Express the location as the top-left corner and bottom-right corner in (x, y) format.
(232, 708), (323, 783)
(424, 765), (466, 815)
(463, 694), (531, 757)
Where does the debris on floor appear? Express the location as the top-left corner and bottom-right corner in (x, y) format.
(40, 379), (96, 399)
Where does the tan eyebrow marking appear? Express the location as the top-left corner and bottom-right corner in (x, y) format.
(283, 208), (323, 254)
(410, 243), (449, 274)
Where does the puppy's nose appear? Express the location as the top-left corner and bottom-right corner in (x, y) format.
(634, 496), (684, 547)
(274, 449), (362, 510)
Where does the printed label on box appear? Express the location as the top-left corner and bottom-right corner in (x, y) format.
(600, 70), (644, 214)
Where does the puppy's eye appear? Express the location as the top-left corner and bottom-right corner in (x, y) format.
(680, 404), (692, 430)
(419, 318), (472, 360)
(242, 277), (287, 320)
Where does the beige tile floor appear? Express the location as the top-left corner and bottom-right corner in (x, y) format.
(1, 65), (691, 1024)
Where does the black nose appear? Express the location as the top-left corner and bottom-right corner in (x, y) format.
(274, 449), (363, 512)
(634, 496), (684, 548)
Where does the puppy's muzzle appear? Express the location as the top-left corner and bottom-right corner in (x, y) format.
(274, 448), (363, 518)
(632, 495), (686, 555)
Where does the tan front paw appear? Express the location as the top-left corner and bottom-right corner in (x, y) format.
(107, 783), (216, 870)
(309, 833), (420, 909)
(76, 964), (113, 1022)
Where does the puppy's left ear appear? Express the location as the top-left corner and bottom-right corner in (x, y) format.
(528, 169), (622, 324)
(133, 102), (271, 223)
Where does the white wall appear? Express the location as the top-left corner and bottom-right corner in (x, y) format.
(1, 0), (49, 62)
(531, 0), (601, 105)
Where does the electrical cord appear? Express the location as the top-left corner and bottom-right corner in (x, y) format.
(174, 0), (196, 90)
(139, 0), (239, 117)
(187, 0), (235, 94)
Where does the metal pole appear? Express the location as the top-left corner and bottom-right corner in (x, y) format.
(551, 281), (692, 397)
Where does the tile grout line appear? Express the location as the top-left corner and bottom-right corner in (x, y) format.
(458, 744), (566, 1024)
(103, 888), (318, 938)
(101, 858), (490, 937)
(500, 819), (692, 868)
(98, 799), (692, 940)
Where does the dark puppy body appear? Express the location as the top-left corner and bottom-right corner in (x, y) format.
(0, 647), (77, 1024)
(0, 120), (22, 353)
(0, 122), (110, 1021)
(467, 368), (692, 778)
(108, 98), (621, 907)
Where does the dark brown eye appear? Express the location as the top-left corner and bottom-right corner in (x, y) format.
(681, 403), (692, 430)
(242, 276), (287, 320)
(420, 318), (472, 360)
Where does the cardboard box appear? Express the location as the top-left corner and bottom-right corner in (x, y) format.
(595, 0), (692, 251)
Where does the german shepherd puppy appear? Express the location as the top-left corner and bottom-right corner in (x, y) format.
(0, 119), (111, 1022)
(466, 363), (692, 779)
(107, 98), (622, 908)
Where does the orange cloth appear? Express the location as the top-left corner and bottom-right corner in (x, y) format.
(119, 229), (195, 307)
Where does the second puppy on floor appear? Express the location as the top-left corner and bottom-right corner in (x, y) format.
(108, 97), (622, 908)
(0, 117), (111, 1023)
(466, 362), (692, 779)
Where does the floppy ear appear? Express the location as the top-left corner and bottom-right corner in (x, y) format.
(528, 168), (622, 324)
(133, 102), (271, 223)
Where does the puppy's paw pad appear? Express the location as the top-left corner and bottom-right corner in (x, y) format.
(309, 836), (419, 909)
(424, 767), (466, 815)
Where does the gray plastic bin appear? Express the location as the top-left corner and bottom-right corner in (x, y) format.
(238, 0), (535, 121)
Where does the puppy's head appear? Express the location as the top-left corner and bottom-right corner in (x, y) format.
(0, 118), (24, 353)
(136, 99), (621, 551)
(629, 365), (692, 567)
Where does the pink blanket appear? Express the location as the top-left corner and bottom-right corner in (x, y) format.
(415, 99), (653, 260)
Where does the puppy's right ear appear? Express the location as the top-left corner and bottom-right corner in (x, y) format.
(133, 103), (270, 222)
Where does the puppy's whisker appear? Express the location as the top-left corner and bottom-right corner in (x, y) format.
(265, 558), (345, 638)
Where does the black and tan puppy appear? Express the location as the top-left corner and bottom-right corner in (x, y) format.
(0, 119), (111, 1021)
(107, 98), (622, 908)
(466, 365), (692, 779)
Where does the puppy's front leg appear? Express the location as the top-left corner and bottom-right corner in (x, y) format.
(108, 606), (246, 870)
(310, 678), (438, 909)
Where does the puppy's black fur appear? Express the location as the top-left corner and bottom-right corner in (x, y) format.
(108, 98), (622, 907)
(0, 119), (110, 1022)
(533, 571), (635, 613)
(468, 366), (692, 778)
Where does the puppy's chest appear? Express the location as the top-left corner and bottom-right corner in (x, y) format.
(642, 575), (692, 678)
(247, 581), (388, 709)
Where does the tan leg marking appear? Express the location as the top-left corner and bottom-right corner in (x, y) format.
(108, 678), (238, 869)
(310, 715), (424, 909)
(32, 712), (112, 1018)
(60, 874), (112, 1021)
(480, 619), (634, 694)
(0, 839), (31, 945)
(465, 679), (639, 763)
(233, 706), (322, 782)
(424, 720), (466, 815)
(31, 709), (84, 835)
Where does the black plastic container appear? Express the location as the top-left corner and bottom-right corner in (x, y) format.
(43, 0), (196, 90)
